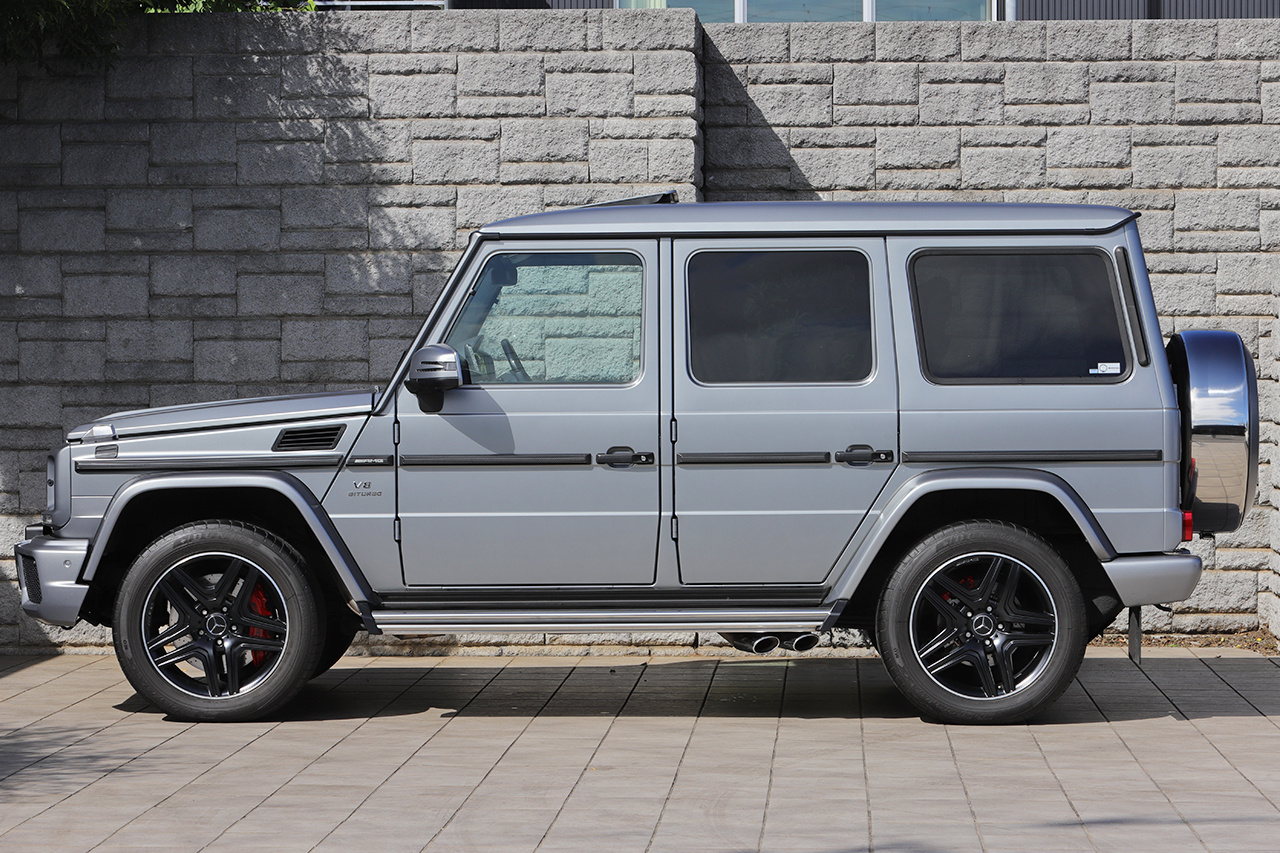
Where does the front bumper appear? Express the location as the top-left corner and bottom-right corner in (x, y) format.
(14, 535), (91, 627)
(1102, 551), (1202, 607)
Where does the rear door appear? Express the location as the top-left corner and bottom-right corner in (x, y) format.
(671, 239), (898, 585)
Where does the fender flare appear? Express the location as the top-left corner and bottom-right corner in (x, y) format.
(828, 467), (1118, 603)
(81, 470), (381, 633)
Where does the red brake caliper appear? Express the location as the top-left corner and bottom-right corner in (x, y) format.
(248, 584), (271, 666)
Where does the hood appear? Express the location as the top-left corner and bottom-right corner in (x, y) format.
(67, 390), (377, 443)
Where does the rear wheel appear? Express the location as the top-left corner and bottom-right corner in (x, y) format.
(876, 520), (1086, 724)
(113, 521), (323, 722)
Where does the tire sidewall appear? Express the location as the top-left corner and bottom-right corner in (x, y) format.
(114, 521), (321, 722)
(877, 521), (1087, 724)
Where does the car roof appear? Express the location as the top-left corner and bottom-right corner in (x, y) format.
(482, 201), (1136, 239)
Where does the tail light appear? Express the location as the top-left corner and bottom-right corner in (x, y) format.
(1182, 511), (1194, 542)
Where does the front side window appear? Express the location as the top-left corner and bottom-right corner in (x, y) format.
(911, 251), (1129, 383)
(686, 250), (873, 384)
(445, 252), (643, 385)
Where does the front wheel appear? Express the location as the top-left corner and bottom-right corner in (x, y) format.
(876, 521), (1087, 724)
(113, 521), (323, 722)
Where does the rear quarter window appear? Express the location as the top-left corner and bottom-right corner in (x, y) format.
(910, 250), (1129, 384)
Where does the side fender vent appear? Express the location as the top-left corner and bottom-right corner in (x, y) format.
(272, 424), (346, 452)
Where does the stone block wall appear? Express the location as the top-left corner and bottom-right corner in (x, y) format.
(1, 11), (1278, 653)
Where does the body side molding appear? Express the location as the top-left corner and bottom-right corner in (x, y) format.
(81, 471), (381, 633)
(827, 468), (1119, 604)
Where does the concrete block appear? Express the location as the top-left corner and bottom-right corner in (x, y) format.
(151, 122), (236, 166)
(237, 12), (321, 54)
(1046, 168), (1130, 189)
(0, 126), (60, 166)
(369, 73), (456, 119)
(1004, 62), (1087, 105)
(792, 127), (876, 148)
(281, 187), (367, 229)
(456, 186), (543, 230)
(1091, 62), (1173, 84)
(747, 84), (830, 127)
(412, 11), (498, 52)
(501, 120), (589, 163)
(877, 128), (959, 169)
(918, 83), (1003, 126)
(239, 141), (323, 186)
(703, 126), (793, 169)
(961, 22), (1045, 61)
(63, 144), (148, 186)
(195, 339), (281, 383)
(1046, 21), (1132, 62)
(1217, 127), (1280, 168)
(456, 96), (544, 118)
(321, 11), (411, 53)
(877, 168), (961, 191)
(19, 210), (104, 252)
(1176, 62), (1260, 104)
(1217, 20), (1280, 60)
(703, 63), (748, 106)
(1132, 146), (1216, 189)
(589, 140), (649, 183)
(369, 205), (456, 250)
(747, 63), (833, 86)
(149, 12), (235, 54)
(105, 189), (192, 231)
(412, 141), (500, 185)
(106, 320), (192, 363)
(324, 119), (411, 164)
(193, 209), (280, 252)
(920, 62), (1003, 85)
(62, 276), (149, 317)
(875, 22), (960, 62)
(1171, 612), (1257, 632)
(791, 148), (875, 191)
(547, 73), (634, 118)
(149, 165), (238, 186)
(1132, 126), (1218, 147)
(152, 255), (237, 296)
(0, 256), (61, 297)
(833, 63), (918, 105)
(601, 8), (698, 52)
(19, 342), (106, 382)
(962, 147), (1045, 189)
(1045, 127), (1131, 169)
(649, 138), (698, 183)
(106, 57), (192, 101)
(19, 76), (103, 121)
(457, 54), (543, 98)
(325, 254), (412, 296)
(1090, 82), (1175, 125)
(1175, 190), (1259, 232)
(1174, 230), (1261, 253)
(961, 127), (1046, 148)
(1150, 273), (1217, 315)
(501, 159), (589, 185)
(1217, 253), (1280, 295)
(634, 95), (699, 118)
(702, 24), (789, 64)
(1175, 102), (1261, 125)
(281, 55), (367, 99)
(1133, 20), (1216, 61)
(499, 10), (588, 51)
(282, 319), (368, 362)
(634, 51), (699, 96)
(194, 75), (281, 120)
(790, 22), (873, 63)
(592, 118), (698, 139)
(545, 52), (632, 75)
(1004, 103), (1090, 126)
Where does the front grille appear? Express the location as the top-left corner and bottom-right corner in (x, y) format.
(272, 424), (346, 452)
(20, 554), (41, 605)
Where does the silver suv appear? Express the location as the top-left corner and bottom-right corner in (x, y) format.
(16, 198), (1259, 724)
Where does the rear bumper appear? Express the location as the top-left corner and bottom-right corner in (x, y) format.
(14, 536), (90, 628)
(1102, 551), (1202, 607)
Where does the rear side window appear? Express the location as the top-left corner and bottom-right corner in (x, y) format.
(686, 250), (873, 384)
(910, 251), (1129, 383)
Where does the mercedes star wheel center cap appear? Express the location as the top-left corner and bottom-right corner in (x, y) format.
(205, 613), (229, 637)
(970, 613), (996, 638)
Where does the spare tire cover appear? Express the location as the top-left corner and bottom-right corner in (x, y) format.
(1166, 330), (1259, 533)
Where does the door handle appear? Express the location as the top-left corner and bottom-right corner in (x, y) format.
(835, 445), (894, 466)
(596, 446), (655, 468)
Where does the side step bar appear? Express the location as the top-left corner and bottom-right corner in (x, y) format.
(372, 606), (836, 636)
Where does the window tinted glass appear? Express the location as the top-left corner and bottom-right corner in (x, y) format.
(687, 251), (872, 384)
(446, 252), (642, 385)
(911, 252), (1128, 382)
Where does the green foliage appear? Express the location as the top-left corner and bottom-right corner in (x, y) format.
(0, 0), (314, 72)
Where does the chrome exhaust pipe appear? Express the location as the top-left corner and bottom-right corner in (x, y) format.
(720, 632), (781, 654)
(777, 632), (821, 652)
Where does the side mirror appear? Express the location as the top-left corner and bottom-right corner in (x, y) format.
(404, 344), (463, 413)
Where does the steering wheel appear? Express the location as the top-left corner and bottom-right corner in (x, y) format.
(500, 338), (531, 382)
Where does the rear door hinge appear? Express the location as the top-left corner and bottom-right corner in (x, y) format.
(393, 420), (401, 445)
(670, 516), (678, 540)
(670, 418), (678, 443)
(393, 518), (402, 542)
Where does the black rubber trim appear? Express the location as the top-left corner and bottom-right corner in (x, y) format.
(1115, 247), (1150, 367)
(76, 454), (345, 472)
(400, 453), (593, 466)
(677, 451), (831, 465)
(901, 450), (1162, 464)
(379, 585), (828, 609)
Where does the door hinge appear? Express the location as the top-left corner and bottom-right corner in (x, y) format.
(393, 420), (400, 445)
(393, 517), (402, 542)
(670, 516), (678, 540)
(670, 418), (678, 443)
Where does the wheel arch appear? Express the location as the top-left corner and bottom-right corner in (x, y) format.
(831, 469), (1123, 636)
(78, 472), (379, 633)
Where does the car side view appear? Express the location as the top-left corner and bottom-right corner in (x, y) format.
(16, 197), (1259, 724)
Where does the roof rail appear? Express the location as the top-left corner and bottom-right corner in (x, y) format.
(579, 191), (678, 208)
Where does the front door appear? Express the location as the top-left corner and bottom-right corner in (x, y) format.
(397, 240), (661, 587)
(671, 239), (898, 585)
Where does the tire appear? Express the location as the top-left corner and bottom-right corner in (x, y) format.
(113, 521), (324, 722)
(875, 521), (1087, 725)
(311, 614), (358, 679)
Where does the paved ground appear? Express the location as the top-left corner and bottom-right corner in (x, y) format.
(3, 648), (1280, 853)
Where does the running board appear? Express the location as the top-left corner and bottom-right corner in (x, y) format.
(372, 607), (836, 636)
